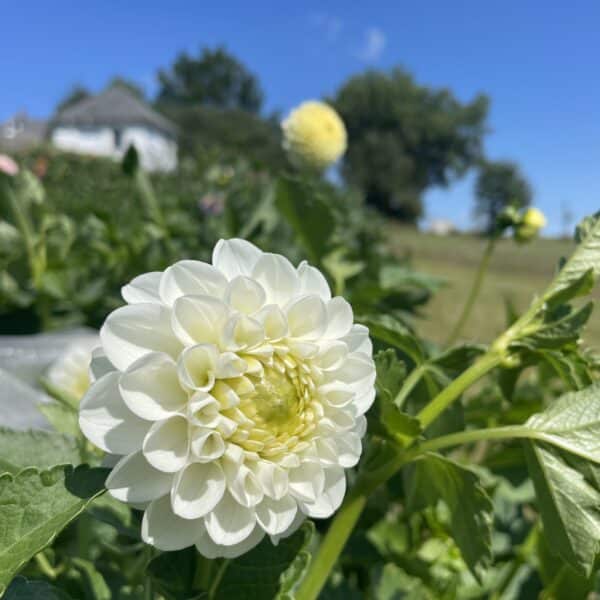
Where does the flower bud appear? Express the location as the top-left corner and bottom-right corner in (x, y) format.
(282, 101), (347, 170)
(514, 207), (547, 243)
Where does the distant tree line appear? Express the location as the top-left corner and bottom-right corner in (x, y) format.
(54, 47), (531, 229)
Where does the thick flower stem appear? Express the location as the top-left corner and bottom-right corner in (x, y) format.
(446, 237), (496, 346)
(295, 490), (367, 600)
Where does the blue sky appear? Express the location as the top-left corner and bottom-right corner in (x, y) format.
(2, 1), (600, 234)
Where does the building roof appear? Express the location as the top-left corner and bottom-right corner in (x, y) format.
(51, 87), (177, 137)
(0, 113), (47, 152)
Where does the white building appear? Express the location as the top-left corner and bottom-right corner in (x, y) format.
(49, 87), (178, 172)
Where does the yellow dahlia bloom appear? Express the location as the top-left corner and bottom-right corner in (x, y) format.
(282, 101), (347, 169)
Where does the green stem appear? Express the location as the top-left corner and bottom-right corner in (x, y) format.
(295, 491), (367, 600)
(416, 350), (503, 429)
(394, 364), (429, 409)
(446, 237), (496, 346)
(208, 559), (230, 599)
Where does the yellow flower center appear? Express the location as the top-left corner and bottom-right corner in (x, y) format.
(252, 367), (301, 427)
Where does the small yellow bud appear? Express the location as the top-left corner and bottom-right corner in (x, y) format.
(515, 207), (547, 243)
(281, 100), (347, 170)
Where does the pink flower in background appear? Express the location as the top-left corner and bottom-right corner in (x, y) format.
(0, 154), (19, 176)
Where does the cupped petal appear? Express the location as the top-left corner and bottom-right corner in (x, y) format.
(106, 451), (173, 503)
(190, 427), (226, 462)
(299, 467), (346, 518)
(142, 416), (189, 473)
(288, 461), (325, 503)
(286, 295), (327, 339)
(79, 372), (150, 454)
(253, 304), (288, 340)
(324, 297), (353, 339)
(212, 238), (263, 280)
(221, 314), (265, 351)
(335, 432), (362, 468)
(101, 303), (182, 371)
(142, 495), (203, 550)
(256, 495), (297, 536)
(171, 295), (230, 346)
(297, 260), (331, 302)
(187, 393), (221, 428)
(204, 491), (257, 546)
(196, 522), (265, 559)
(250, 460), (288, 500)
(223, 452), (264, 507)
(171, 461), (226, 519)
(122, 271), (162, 304)
(342, 324), (373, 356)
(119, 352), (187, 420)
(252, 253), (300, 306)
(177, 344), (218, 392)
(89, 347), (115, 382)
(314, 341), (348, 371)
(269, 510), (306, 546)
(216, 352), (248, 379)
(159, 260), (227, 306)
(225, 276), (266, 314)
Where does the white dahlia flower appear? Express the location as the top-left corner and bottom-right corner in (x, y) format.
(79, 239), (375, 558)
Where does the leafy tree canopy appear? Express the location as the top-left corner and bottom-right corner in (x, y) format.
(475, 160), (532, 233)
(156, 46), (263, 113)
(332, 68), (489, 222)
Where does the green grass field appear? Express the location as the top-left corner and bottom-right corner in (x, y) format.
(387, 225), (600, 347)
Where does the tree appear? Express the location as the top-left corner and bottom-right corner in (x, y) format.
(55, 85), (91, 113)
(106, 77), (145, 100)
(474, 160), (532, 233)
(332, 69), (489, 222)
(156, 47), (263, 113)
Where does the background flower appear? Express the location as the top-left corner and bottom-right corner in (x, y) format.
(0, 154), (19, 177)
(79, 239), (375, 558)
(282, 101), (347, 170)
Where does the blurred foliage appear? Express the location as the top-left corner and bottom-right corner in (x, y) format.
(332, 68), (489, 222)
(475, 160), (533, 235)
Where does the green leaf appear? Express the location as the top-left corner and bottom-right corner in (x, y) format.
(274, 177), (334, 264)
(322, 248), (365, 294)
(372, 564), (435, 600)
(147, 547), (198, 599)
(213, 522), (314, 599)
(359, 314), (425, 365)
(407, 453), (493, 581)
(0, 428), (81, 475)
(37, 402), (80, 436)
(544, 212), (600, 302)
(71, 558), (111, 600)
(522, 383), (600, 574)
(4, 576), (74, 599)
(531, 348), (593, 390)
(430, 344), (486, 378)
(0, 465), (108, 594)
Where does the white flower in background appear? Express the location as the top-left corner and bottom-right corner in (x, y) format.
(79, 239), (375, 558)
(47, 337), (99, 400)
(0, 154), (19, 177)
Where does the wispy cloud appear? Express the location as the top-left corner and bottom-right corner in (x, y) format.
(357, 27), (387, 62)
(310, 12), (343, 43)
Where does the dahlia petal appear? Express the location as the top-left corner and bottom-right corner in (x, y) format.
(342, 324), (373, 356)
(319, 383), (355, 408)
(254, 304), (288, 340)
(89, 347), (115, 382)
(101, 303), (182, 371)
(300, 467), (346, 518)
(160, 260), (227, 306)
(315, 341), (349, 371)
(225, 276), (266, 313)
(256, 495), (298, 535)
(286, 295), (327, 339)
(187, 393), (221, 428)
(204, 492), (257, 546)
(121, 271), (162, 304)
(79, 372), (150, 454)
(171, 295), (230, 346)
(196, 522), (265, 559)
(171, 461), (226, 519)
(224, 461), (264, 508)
(119, 352), (187, 420)
(324, 297), (353, 339)
(106, 451), (173, 503)
(335, 432), (362, 468)
(353, 386), (376, 415)
(212, 238), (263, 280)
(177, 344), (218, 392)
(252, 253), (300, 306)
(142, 495), (203, 550)
(142, 416), (189, 473)
(297, 260), (331, 301)
(288, 461), (325, 503)
(190, 427), (225, 461)
(328, 352), (375, 387)
(221, 314), (265, 351)
(270, 509), (306, 545)
(216, 352), (248, 378)
(250, 460), (288, 500)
